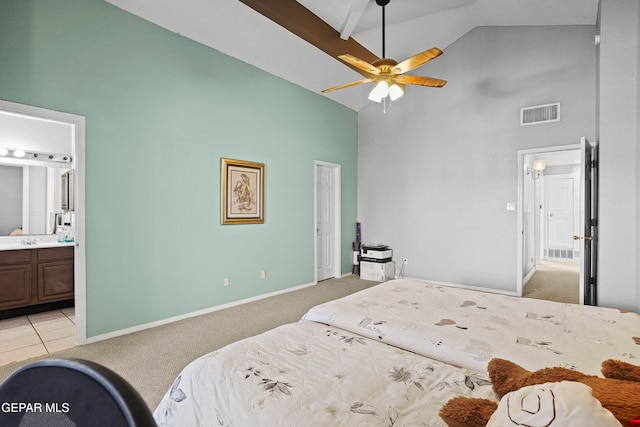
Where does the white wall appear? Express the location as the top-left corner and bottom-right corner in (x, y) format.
(597, 0), (640, 311)
(358, 25), (596, 293)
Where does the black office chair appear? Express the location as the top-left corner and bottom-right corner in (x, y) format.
(0, 358), (156, 427)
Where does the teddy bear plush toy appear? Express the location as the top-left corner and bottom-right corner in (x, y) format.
(439, 358), (640, 427)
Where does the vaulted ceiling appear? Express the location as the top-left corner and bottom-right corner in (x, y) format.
(105, 0), (599, 111)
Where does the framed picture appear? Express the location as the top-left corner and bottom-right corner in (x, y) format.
(221, 158), (265, 224)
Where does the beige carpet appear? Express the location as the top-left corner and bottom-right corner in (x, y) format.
(0, 275), (377, 412)
(523, 260), (580, 304)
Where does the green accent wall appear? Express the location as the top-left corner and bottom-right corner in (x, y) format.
(0, 0), (358, 337)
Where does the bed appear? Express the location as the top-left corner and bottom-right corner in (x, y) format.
(153, 279), (640, 426)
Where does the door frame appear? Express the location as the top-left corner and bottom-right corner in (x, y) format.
(313, 160), (341, 282)
(516, 143), (582, 300)
(0, 100), (87, 344)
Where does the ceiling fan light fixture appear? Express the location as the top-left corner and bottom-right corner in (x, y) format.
(368, 81), (389, 102)
(389, 83), (404, 101)
(367, 92), (382, 103)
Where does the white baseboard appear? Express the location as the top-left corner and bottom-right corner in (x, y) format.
(523, 267), (536, 287)
(86, 280), (318, 344)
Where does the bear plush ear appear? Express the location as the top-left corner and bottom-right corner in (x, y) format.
(438, 397), (497, 427)
(602, 359), (640, 382)
(487, 358), (587, 397)
(486, 381), (621, 427)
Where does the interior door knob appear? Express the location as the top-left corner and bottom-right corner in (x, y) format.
(573, 235), (593, 241)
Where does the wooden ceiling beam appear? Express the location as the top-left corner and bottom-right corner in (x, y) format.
(238, 0), (379, 69)
(340, 0), (369, 40)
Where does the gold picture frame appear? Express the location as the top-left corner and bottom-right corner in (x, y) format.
(221, 158), (265, 224)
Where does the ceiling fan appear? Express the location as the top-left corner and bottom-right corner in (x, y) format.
(322, 0), (447, 103)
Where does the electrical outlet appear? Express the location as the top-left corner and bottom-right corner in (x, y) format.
(261, 270), (266, 279)
(224, 277), (229, 287)
(403, 258), (408, 265)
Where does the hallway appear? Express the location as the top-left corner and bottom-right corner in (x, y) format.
(523, 260), (580, 304)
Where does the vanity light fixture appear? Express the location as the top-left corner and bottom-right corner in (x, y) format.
(526, 160), (546, 180)
(0, 147), (72, 164)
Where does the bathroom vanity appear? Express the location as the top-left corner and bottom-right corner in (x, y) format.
(0, 244), (74, 315)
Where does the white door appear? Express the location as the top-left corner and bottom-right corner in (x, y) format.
(316, 164), (336, 281)
(545, 177), (575, 255)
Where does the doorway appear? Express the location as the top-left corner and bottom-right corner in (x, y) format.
(0, 100), (86, 345)
(517, 143), (589, 304)
(314, 161), (341, 282)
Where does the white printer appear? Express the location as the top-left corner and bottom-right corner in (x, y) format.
(361, 244), (392, 262)
(360, 244), (394, 281)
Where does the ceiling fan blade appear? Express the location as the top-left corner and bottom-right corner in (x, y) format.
(391, 48), (443, 74)
(394, 74), (447, 87)
(338, 54), (380, 76)
(322, 78), (374, 93)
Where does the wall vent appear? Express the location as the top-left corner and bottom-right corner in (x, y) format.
(544, 248), (578, 260)
(520, 102), (560, 126)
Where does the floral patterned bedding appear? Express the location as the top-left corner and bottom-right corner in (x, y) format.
(302, 279), (640, 375)
(154, 321), (496, 427)
(154, 278), (640, 426)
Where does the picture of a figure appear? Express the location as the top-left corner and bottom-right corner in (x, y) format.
(233, 173), (255, 212)
(221, 158), (264, 224)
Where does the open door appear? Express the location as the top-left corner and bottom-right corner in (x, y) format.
(576, 137), (598, 305)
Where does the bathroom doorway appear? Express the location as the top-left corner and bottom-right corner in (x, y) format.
(0, 99), (86, 345)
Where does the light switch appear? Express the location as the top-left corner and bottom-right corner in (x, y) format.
(506, 203), (516, 211)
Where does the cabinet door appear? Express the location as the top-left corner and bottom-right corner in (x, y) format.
(38, 260), (74, 302)
(0, 265), (32, 310)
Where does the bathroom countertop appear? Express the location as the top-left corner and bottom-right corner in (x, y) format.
(0, 241), (75, 251)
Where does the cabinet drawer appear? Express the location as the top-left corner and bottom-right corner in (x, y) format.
(0, 250), (34, 266)
(38, 247), (74, 262)
(38, 260), (74, 302)
(0, 265), (32, 309)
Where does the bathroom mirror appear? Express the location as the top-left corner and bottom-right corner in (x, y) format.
(0, 162), (71, 236)
(0, 109), (74, 237)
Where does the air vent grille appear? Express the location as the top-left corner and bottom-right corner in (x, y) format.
(545, 248), (577, 260)
(520, 102), (560, 126)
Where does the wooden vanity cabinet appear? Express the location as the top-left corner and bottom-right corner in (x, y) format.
(38, 247), (74, 303)
(0, 247), (74, 311)
(0, 250), (34, 310)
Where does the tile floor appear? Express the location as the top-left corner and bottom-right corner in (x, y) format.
(0, 308), (76, 367)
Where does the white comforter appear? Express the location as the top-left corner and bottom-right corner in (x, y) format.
(303, 279), (640, 375)
(154, 321), (495, 427)
(155, 279), (640, 426)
